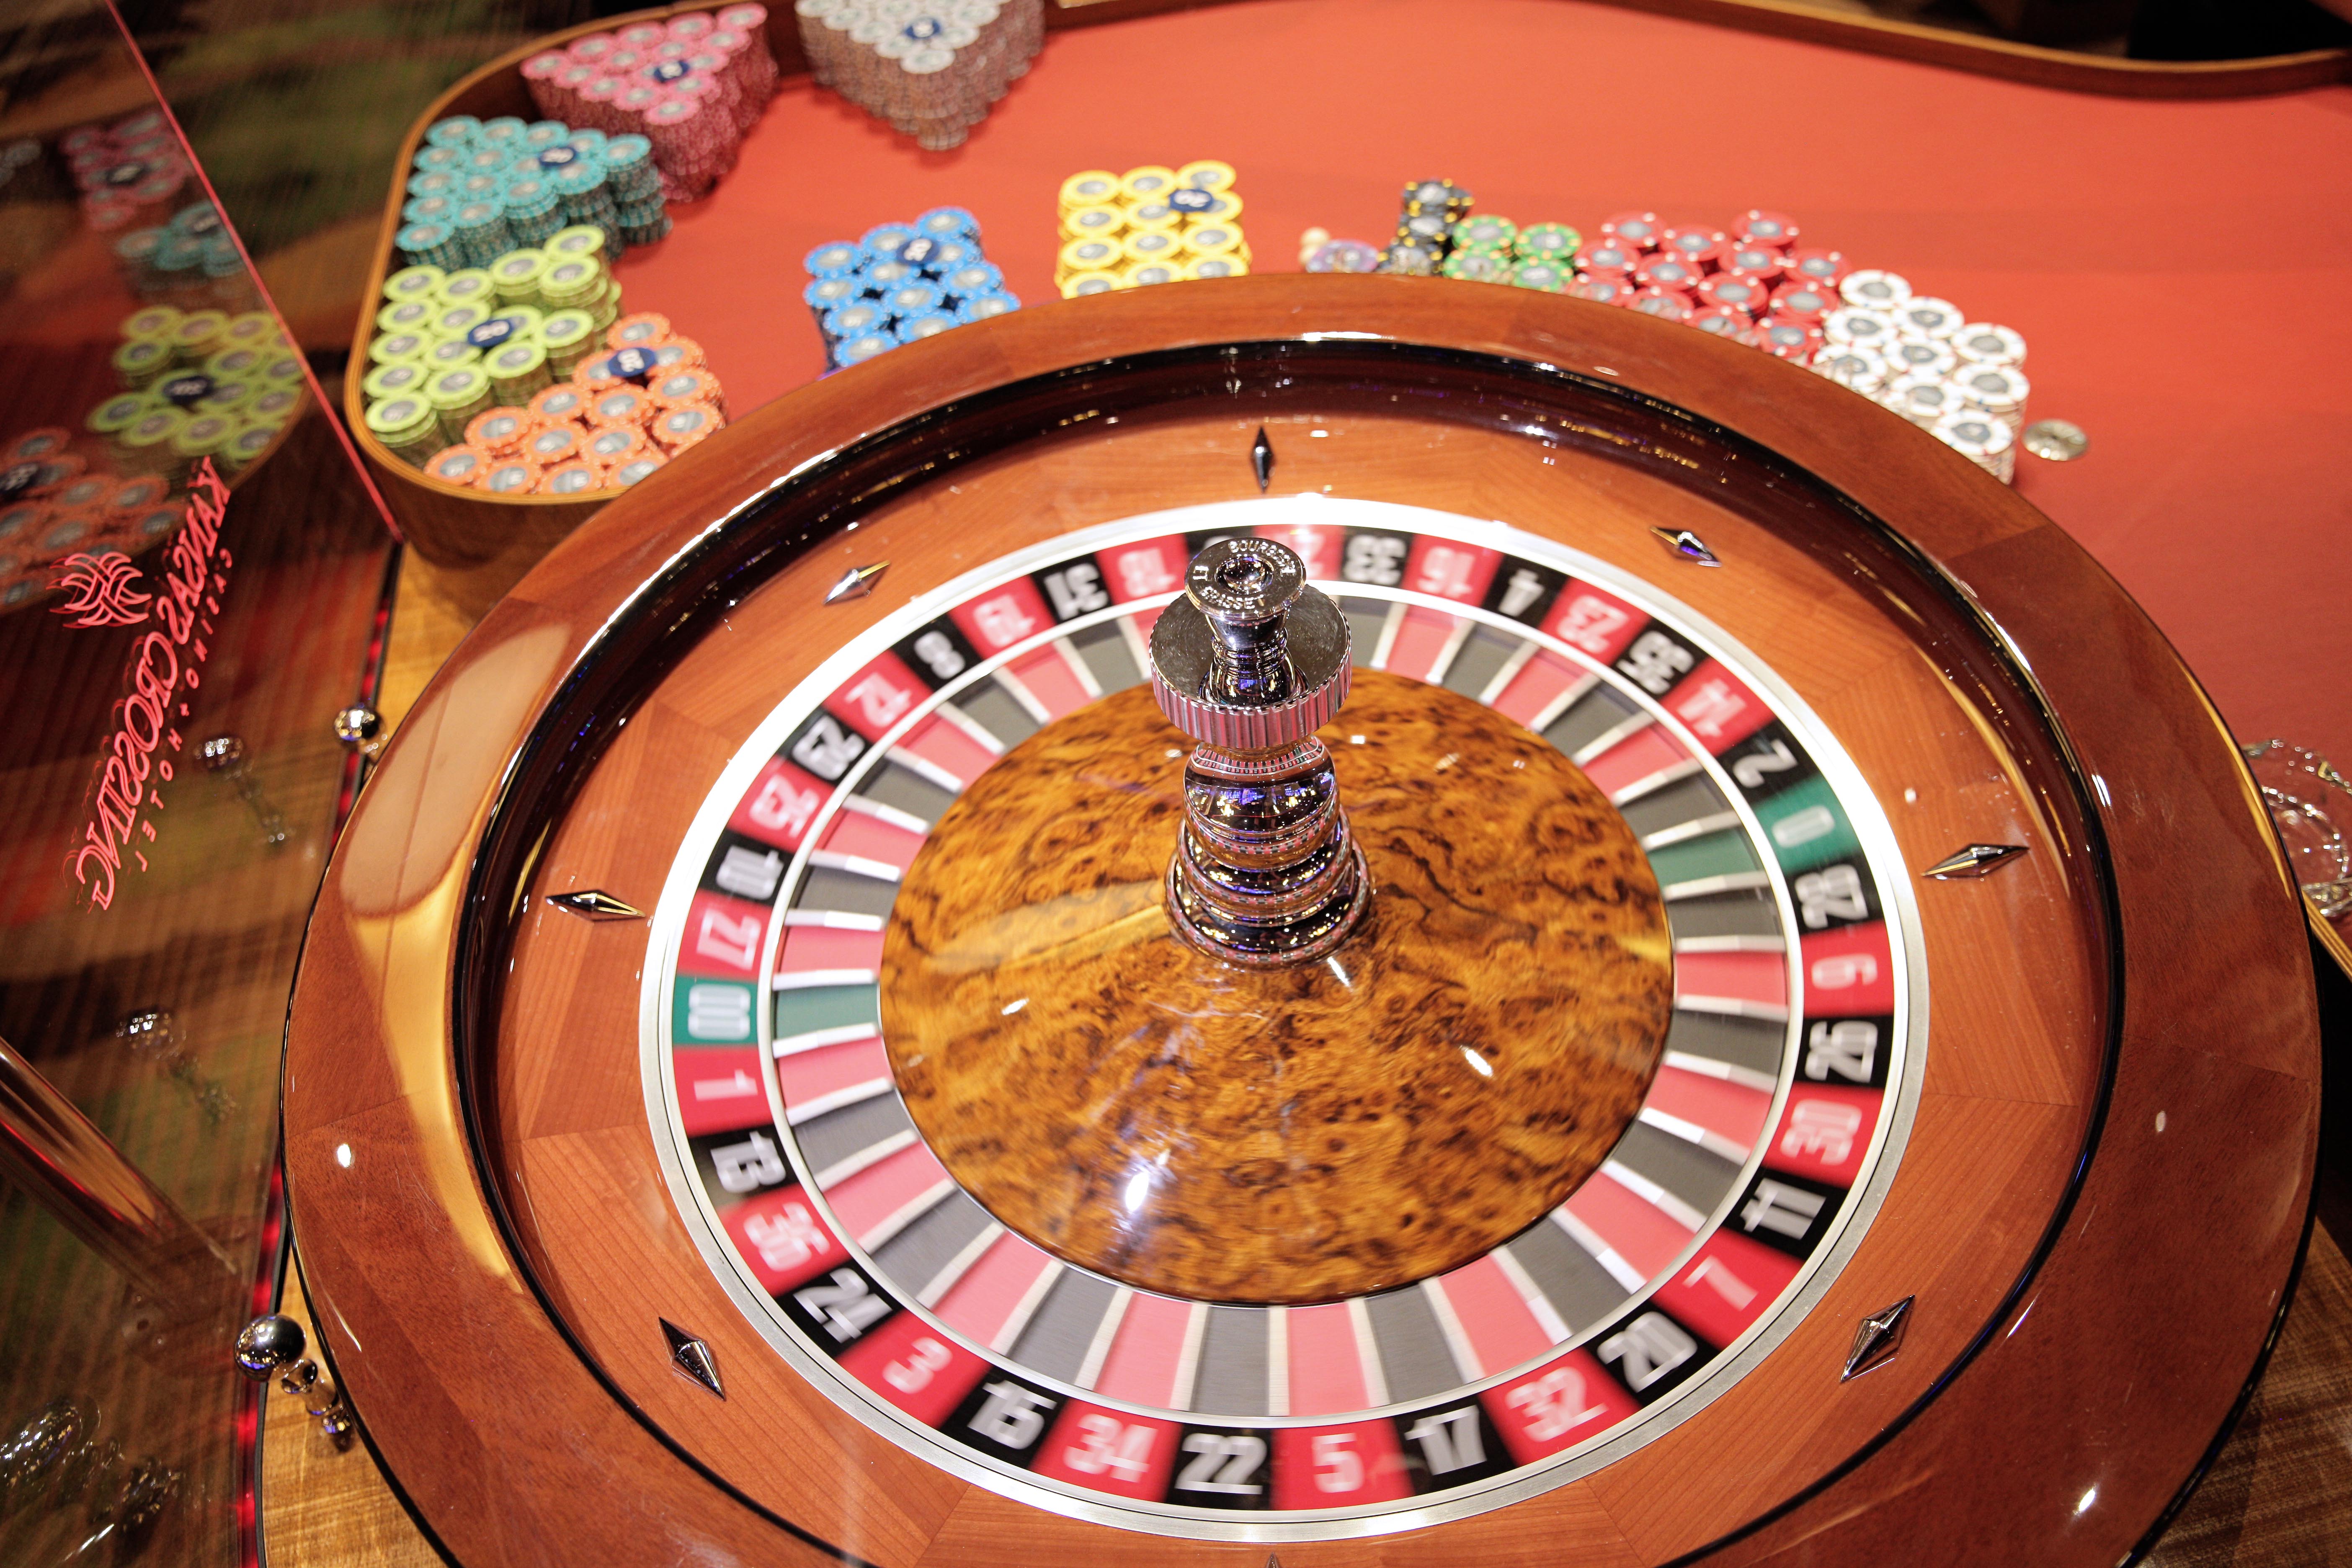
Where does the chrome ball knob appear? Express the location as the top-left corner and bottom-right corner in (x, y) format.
(235, 1315), (307, 1380)
(332, 705), (383, 756)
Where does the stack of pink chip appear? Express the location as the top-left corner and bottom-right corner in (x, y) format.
(520, 7), (779, 200)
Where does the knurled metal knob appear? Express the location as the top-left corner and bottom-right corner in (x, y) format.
(1150, 537), (1351, 753)
(1148, 538), (1368, 967)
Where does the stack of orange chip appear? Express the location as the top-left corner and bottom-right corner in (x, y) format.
(503, 322), (730, 491)
(607, 312), (672, 349)
(649, 367), (724, 417)
(521, 423), (582, 466)
(650, 401), (723, 455)
(539, 456), (607, 495)
(480, 456), (542, 495)
(423, 446), (494, 486)
(584, 424), (647, 465)
(529, 384), (592, 427)
(588, 386), (653, 428)
(465, 406), (536, 455)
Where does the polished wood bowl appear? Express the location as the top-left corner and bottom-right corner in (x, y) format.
(286, 275), (2318, 1567)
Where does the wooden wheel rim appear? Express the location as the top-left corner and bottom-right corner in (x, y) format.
(286, 276), (2318, 1568)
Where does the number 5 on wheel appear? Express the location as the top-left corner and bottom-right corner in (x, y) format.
(1271, 1421), (1411, 1509)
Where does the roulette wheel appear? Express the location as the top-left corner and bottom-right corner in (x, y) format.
(283, 275), (2318, 1566)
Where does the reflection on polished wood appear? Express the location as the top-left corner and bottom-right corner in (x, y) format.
(287, 279), (2315, 1567)
(884, 676), (1672, 1303)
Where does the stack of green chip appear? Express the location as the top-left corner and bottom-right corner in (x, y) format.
(544, 225), (606, 269)
(424, 364), (493, 444)
(86, 391), (153, 449)
(492, 305), (545, 340)
(1440, 249), (1515, 285)
(1515, 223), (1583, 265)
(490, 248), (549, 308)
(199, 379), (255, 415)
(377, 298), (437, 335)
(384, 264), (446, 305)
(538, 308), (598, 377)
(484, 338), (551, 402)
(439, 268), (497, 309)
(113, 337), (173, 387)
(171, 412), (240, 470)
(366, 393), (441, 464)
(423, 337), (483, 372)
(1511, 261), (1569, 292)
(245, 387), (304, 428)
(362, 361), (431, 404)
(368, 330), (432, 370)
(170, 310), (228, 364)
(222, 422), (281, 472)
(206, 345), (266, 380)
(537, 254), (604, 315)
(363, 209), (641, 469)
(433, 300), (492, 341)
(1451, 214), (1518, 253)
(119, 407), (193, 479)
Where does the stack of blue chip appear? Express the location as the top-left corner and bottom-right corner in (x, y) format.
(397, 115), (673, 270)
(801, 207), (1021, 373)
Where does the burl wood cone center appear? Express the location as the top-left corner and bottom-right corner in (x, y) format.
(882, 673), (1673, 1304)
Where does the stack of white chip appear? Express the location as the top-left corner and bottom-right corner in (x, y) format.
(1800, 266), (2032, 483)
(794, 0), (1043, 150)
(1932, 408), (2016, 483)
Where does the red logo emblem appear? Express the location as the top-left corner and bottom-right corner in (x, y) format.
(49, 550), (151, 629)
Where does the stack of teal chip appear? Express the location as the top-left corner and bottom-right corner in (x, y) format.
(550, 158), (617, 243)
(452, 200), (513, 269)
(400, 115), (671, 270)
(601, 135), (670, 247)
(503, 175), (564, 247)
(396, 222), (464, 271)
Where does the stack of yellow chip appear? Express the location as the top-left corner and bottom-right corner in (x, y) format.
(1056, 161), (1251, 297)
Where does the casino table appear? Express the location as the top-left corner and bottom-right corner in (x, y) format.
(524, 0), (2352, 774)
(22, 1), (2346, 1565)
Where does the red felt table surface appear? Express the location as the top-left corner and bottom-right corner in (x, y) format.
(610, 0), (2352, 771)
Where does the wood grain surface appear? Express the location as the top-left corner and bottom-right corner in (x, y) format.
(282, 277), (2315, 1568)
(883, 675), (1671, 1304)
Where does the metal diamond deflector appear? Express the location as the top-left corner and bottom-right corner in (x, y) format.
(545, 889), (646, 921)
(1649, 526), (1722, 567)
(662, 1320), (724, 1398)
(1250, 426), (1274, 493)
(1924, 843), (2029, 879)
(826, 562), (889, 603)
(1844, 1297), (1913, 1381)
